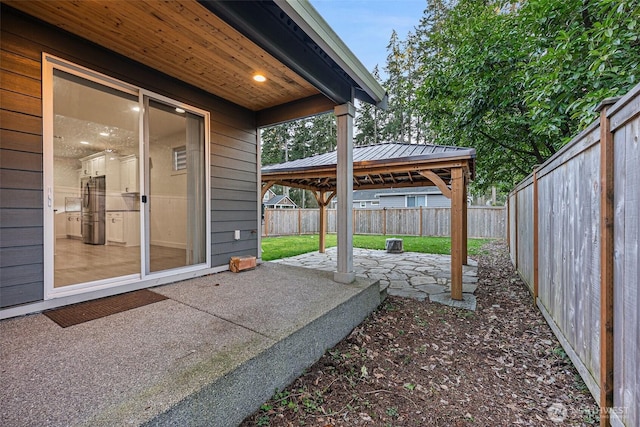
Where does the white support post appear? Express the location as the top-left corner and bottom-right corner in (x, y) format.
(333, 103), (356, 283)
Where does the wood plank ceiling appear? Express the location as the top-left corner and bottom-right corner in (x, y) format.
(5, 0), (321, 111)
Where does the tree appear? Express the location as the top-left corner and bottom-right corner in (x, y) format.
(260, 113), (337, 207)
(412, 0), (639, 191)
(355, 67), (383, 146)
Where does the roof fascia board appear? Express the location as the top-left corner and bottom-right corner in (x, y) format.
(276, 0), (388, 108)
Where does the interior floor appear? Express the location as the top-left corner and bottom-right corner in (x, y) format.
(55, 238), (186, 287)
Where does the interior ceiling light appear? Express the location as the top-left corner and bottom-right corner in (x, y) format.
(175, 107), (186, 114)
(131, 106), (140, 112)
(99, 131), (109, 137)
(80, 141), (90, 145)
(253, 74), (267, 83)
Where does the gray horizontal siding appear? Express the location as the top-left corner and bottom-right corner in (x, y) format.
(0, 228), (43, 248)
(211, 200), (257, 212)
(212, 233), (260, 248)
(0, 150), (42, 172)
(0, 281), (43, 307)
(380, 195), (407, 208)
(213, 210), (258, 222)
(0, 208), (42, 227)
(0, 263), (43, 287)
(0, 169), (42, 189)
(0, 245), (44, 267)
(212, 188), (257, 203)
(0, 189), (42, 208)
(212, 220), (258, 233)
(212, 177), (257, 193)
(211, 168), (256, 183)
(427, 194), (450, 208)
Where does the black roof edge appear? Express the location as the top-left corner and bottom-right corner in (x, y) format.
(199, 0), (356, 105)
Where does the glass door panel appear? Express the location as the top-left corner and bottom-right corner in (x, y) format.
(147, 99), (206, 273)
(53, 70), (140, 287)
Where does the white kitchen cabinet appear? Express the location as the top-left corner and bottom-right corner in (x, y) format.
(66, 212), (82, 239)
(80, 153), (106, 177)
(91, 155), (105, 176)
(119, 155), (139, 193)
(81, 158), (91, 177)
(106, 212), (124, 243)
(106, 211), (140, 246)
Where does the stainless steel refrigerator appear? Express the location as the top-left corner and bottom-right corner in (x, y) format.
(81, 176), (106, 245)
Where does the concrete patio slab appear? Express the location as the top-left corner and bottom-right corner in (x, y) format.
(0, 263), (380, 427)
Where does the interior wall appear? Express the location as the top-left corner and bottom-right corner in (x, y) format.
(149, 131), (187, 248)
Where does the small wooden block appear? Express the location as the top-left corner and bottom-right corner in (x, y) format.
(229, 256), (256, 272)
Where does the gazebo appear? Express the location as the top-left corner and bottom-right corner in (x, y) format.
(261, 142), (476, 300)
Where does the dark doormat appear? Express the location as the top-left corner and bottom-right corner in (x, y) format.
(44, 289), (168, 328)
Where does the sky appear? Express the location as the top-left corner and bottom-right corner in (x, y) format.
(310, 0), (427, 76)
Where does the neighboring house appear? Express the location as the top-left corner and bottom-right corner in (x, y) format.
(0, 1), (386, 318)
(264, 195), (298, 209)
(331, 186), (451, 209)
(366, 187), (450, 208)
(262, 189), (277, 204)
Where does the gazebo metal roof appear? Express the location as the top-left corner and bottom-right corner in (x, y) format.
(261, 142), (476, 194)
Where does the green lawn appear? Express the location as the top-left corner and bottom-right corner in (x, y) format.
(261, 234), (490, 261)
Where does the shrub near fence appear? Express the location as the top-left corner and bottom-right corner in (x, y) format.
(508, 83), (640, 427)
(263, 206), (505, 238)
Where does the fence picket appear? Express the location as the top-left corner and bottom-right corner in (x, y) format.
(262, 207), (505, 238)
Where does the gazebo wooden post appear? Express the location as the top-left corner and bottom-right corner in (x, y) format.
(450, 167), (464, 300)
(319, 194), (327, 253)
(314, 190), (333, 254)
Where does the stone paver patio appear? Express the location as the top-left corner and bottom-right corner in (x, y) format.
(271, 247), (479, 310)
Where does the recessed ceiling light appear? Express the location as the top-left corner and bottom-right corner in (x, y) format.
(131, 106), (140, 112)
(80, 141), (90, 145)
(175, 107), (186, 114)
(99, 132), (109, 137)
(253, 74), (267, 83)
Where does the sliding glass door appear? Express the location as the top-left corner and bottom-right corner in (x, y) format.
(51, 69), (141, 288)
(45, 55), (209, 297)
(146, 99), (206, 273)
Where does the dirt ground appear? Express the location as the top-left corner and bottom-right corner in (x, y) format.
(240, 241), (599, 427)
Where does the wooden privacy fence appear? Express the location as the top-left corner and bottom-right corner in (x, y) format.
(508, 83), (639, 427)
(262, 206), (505, 238)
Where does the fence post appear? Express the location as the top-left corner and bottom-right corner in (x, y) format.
(462, 177), (468, 265)
(506, 195), (510, 250)
(596, 97), (617, 427)
(383, 208), (387, 235)
(533, 169), (539, 305)
(419, 206), (423, 236)
(514, 189), (518, 270)
(298, 208), (302, 235)
(264, 208), (269, 237)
